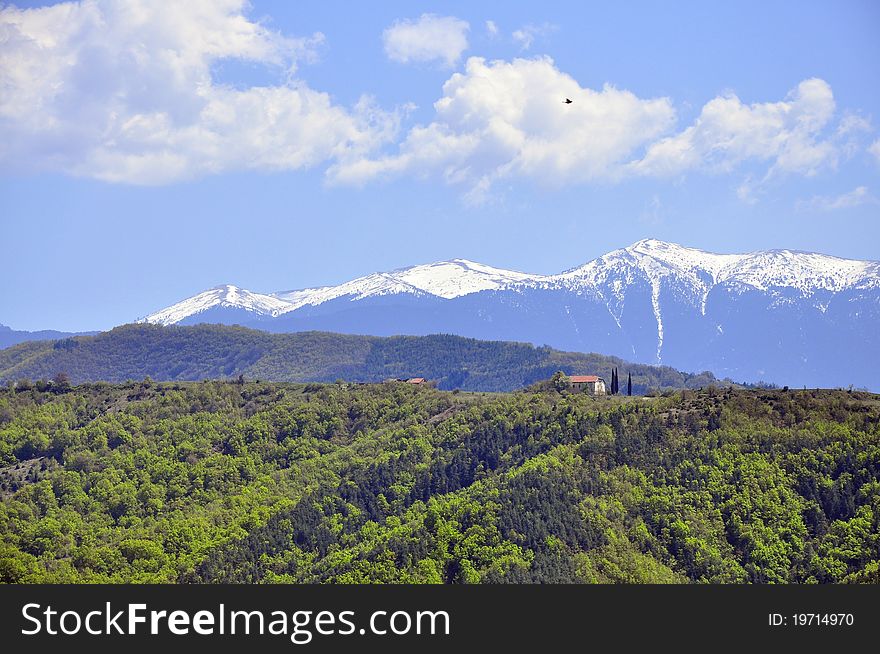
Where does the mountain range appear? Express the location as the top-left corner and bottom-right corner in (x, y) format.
(135, 240), (880, 390)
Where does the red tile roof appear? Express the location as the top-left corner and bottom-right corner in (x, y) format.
(406, 378), (426, 384)
(569, 375), (600, 383)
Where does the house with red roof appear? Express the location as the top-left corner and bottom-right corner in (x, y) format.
(568, 375), (606, 395)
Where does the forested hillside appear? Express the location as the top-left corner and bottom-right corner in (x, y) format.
(1, 381), (877, 583)
(0, 324), (722, 392)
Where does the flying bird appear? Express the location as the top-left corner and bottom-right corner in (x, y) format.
(563, 98), (573, 104)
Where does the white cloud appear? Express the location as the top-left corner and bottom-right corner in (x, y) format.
(382, 14), (469, 67)
(0, 0), (398, 184)
(329, 56), (676, 199)
(1, 3), (868, 198)
(633, 79), (840, 179)
(870, 139), (880, 163)
(736, 176), (759, 205)
(796, 186), (877, 212)
(834, 113), (873, 160)
(639, 195), (665, 225)
(836, 113), (872, 137)
(511, 29), (533, 50)
(485, 20), (499, 38)
(512, 23), (556, 51)
(330, 59), (863, 201)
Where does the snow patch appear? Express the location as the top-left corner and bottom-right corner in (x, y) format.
(649, 276), (664, 364)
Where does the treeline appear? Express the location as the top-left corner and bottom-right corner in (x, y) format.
(0, 380), (877, 584)
(0, 324), (722, 392)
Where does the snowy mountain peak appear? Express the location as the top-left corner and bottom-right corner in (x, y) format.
(140, 284), (293, 326)
(628, 238), (680, 254)
(724, 249), (877, 293)
(623, 239), (747, 279)
(389, 258), (543, 298)
(560, 239), (877, 294)
(270, 258), (544, 311)
(556, 240), (724, 286)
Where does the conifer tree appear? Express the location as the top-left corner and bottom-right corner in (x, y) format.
(627, 372), (632, 396)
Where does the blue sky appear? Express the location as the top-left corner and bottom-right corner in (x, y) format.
(1, 0), (879, 331)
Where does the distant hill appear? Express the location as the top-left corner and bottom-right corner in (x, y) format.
(0, 323), (725, 392)
(0, 323), (94, 350)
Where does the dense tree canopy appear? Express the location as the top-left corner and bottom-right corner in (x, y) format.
(0, 381), (877, 584)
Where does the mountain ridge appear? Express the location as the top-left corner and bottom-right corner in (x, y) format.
(0, 323), (96, 350)
(140, 240), (880, 327)
(0, 323), (725, 392)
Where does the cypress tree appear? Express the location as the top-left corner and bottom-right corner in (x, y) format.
(627, 372), (632, 396)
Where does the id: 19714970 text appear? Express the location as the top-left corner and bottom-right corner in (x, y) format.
(768, 613), (854, 627)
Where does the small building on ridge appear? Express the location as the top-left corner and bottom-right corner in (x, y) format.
(569, 375), (606, 395)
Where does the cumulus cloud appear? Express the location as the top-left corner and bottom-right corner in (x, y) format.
(632, 79), (840, 179)
(382, 14), (469, 67)
(329, 58), (863, 201)
(328, 56), (676, 199)
(0, 0), (398, 184)
(796, 186), (878, 212)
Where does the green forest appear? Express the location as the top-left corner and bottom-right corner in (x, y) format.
(1, 379), (877, 584)
(0, 323), (723, 392)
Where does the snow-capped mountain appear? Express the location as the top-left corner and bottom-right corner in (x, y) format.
(140, 285), (293, 326)
(140, 260), (544, 325)
(545, 240), (880, 365)
(139, 241), (880, 389)
(554, 239), (878, 297)
(273, 259), (545, 310)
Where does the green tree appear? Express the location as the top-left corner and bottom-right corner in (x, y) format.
(551, 371), (568, 393)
